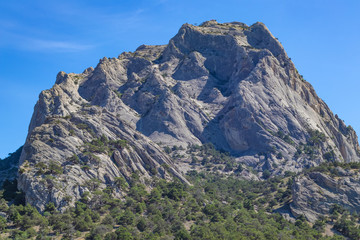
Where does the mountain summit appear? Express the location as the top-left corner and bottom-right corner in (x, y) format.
(18, 20), (359, 211)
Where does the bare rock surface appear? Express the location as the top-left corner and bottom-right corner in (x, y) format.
(17, 20), (360, 211)
(18, 71), (188, 211)
(291, 170), (360, 222)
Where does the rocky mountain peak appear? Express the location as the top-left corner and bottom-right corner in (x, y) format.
(17, 20), (360, 211)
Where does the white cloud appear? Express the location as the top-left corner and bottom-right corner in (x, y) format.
(0, 2), (151, 52)
(25, 38), (94, 52)
(0, 28), (94, 52)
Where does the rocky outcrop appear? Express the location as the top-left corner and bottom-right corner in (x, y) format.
(18, 71), (188, 211)
(291, 170), (360, 222)
(18, 20), (360, 210)
(0, 147), (22, 188)
(99, 20), (358, 174)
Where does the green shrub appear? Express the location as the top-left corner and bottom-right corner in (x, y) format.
(308, 129), (326, 146)
(48, 161), (63, 175)
(0, 215), (6, 231)
(263, 170), (271, 179)
(115, 226), (133, 240)
(323, 150), (335, 162)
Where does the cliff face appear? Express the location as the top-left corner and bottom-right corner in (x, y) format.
(291, 169), (360, 222)
(17, 20), (360, 211)
(18, 71), (189, 211)
(0, 147), (22, 188)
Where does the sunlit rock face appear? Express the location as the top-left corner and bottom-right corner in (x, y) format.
(291, 169), (360, 222)
(18, 20), (360, 211)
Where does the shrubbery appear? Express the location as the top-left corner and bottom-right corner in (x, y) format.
(0, 144), (352, 239)
(1, 170), (341, 239)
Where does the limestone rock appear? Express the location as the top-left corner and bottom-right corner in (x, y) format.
(18, 71), (188, 211)
(291, 170), (360, 222)
(0, 147), (22, 188)
(17, 20), (360, 211)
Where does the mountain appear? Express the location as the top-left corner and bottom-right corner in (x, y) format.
(0, 147), (22, 187)
(17, 20), (360, 214)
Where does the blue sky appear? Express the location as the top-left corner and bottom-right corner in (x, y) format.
(1, 0), (360, 158)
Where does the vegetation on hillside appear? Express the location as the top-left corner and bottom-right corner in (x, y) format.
(2, 146), (360, 239)
(0, 171), (345, 240)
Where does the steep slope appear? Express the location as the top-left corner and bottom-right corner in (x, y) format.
(291, 164), (360, 222)
(80, 20), (359, 173)
(18, 20), (360, 211)
(18, 71), (189, 211)
(0, 147), (22, 188)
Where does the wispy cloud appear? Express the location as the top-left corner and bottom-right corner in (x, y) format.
(24, 38), (94, 52)
(0, 23), (94, 52)
(38, 2), (147, 33)
(0, 2), (146, 52)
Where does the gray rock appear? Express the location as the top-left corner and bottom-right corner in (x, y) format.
(18, 71), (188, 212)
(17, 20), (360, 211)
(118, 20), (359, 169)
(0, 147), (22, 188)
(291, 170), (360, 222)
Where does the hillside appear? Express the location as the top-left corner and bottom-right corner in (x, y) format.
(1, 20), (360, 239)
(17, 20), (360, 211)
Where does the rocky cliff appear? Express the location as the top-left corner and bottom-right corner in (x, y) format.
(0, 147), (21, 188)
(291, 167), (360, 222)
(17, 20), (360, 211)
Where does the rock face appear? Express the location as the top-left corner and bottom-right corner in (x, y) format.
(0, 147), (22, 188)
(18, 72), (189, 211)
(291, 170), (360, 222)
(18, 20), (360, 211)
